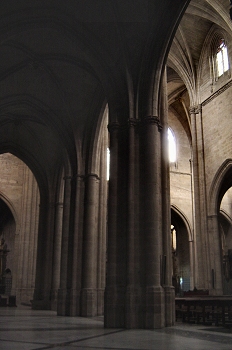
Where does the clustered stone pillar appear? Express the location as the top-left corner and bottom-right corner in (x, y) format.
(104, 112), (172, 329)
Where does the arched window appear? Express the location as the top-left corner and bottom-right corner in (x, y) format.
(168, 128), (176, 163)
(216, 39), (229, 77)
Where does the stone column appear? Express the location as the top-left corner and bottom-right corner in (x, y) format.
(57, 175), (72, 315)
(97, 134), (108, 315)
(208, 215), (223, 295)
(32, 198), (54, 310)
(19, 168), (40, 307)
(69, 174), (84, 316)
(80, 173), (100, 316)
(125, 118), (142, 328)
(160, 68), (175, 326)
(190, 105), (208, 289)
(104, 122), (125, 328)
(51, 201), (63, 310)
(140, 116), (165, 328)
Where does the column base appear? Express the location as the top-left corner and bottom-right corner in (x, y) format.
(164, 285), (175, 326)
(50, 289), (58, 311)
(69, 289), (81, 316)
(57, 288), (70, 315)
(97, 288), (105, 316)
(125, 287), (143, 329)
(16, 288), (35, 307)
(145, 286), (165, 328)
(104, 286), (125, 328)
(31, 288), (51, 310)
(80, 288), (97, 317)
(209, 288), (223, 296)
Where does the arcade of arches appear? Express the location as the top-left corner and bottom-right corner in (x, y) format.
(0, 0), (232, 329)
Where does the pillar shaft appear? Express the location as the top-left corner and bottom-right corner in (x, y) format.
(81, 173), (100, 316)
(208, 215), (223, 295)
(125, 118), (142, 328)
(57, 175), (72, 315)
(104, 122), (126, 328)
(160, 68), (175, 326)
(190, 106), (208, 289)
(140, 116), (164, 328)
(69, 175), (84, 316)
(51, 201), (63, 310)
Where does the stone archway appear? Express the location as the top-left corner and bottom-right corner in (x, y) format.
(208, 160), (232, 294)
(0, 153), (40, 305)
(171, 207), (192, 295)
(0, 198), (16, 296)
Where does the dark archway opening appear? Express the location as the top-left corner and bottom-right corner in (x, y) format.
(171, 208), (190, 295)
(0, 198), (16, 295)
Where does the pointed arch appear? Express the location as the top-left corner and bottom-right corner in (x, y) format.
(171, 204), (193, 241)
(208, 159), (232, 216)
(0, 192), (18, 229)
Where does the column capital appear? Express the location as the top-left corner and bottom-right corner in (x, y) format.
(63, 175), (72, 181)
(128, 118), (139, 127)
(189, 104), (202, 115)
(140, 116), (162, 131)
(107, 121), (120, 133)
(85, 173), (100, 181)
(74, 174), (85, 179)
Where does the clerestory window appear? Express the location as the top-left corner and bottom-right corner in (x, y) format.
(216, 39), (229, 77)
(168, 128), (176, 163)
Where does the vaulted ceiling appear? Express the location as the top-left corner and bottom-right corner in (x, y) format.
(167, 0), (231, 141)
(0, 0), (229, 193)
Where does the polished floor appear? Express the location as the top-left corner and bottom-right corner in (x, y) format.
(0, 306), (232, 349)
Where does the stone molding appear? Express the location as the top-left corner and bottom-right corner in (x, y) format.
(107, 121), (120, 133)
(140, 116), (163, 131)
(108, 117), (162, 132)
(84, 173), (100, 181)
(202, 79), (232, 106)
(63, 175), (72, 181)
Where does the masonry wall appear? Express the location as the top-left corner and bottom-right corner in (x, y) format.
(201, 85), (232, 199)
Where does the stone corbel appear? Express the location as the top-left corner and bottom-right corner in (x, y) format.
(189, 104), (202, 115)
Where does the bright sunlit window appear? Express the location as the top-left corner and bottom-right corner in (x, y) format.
(216, 39), (229, 77)
(168, 128), (176, 163)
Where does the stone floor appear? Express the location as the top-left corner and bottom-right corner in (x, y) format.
(0, 306), (232, 349)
